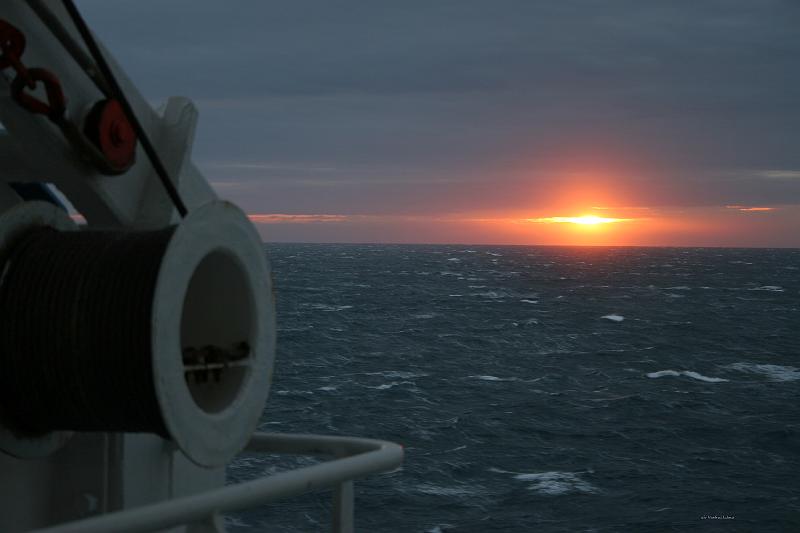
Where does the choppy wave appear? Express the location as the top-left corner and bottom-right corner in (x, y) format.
(489, 468), (598, 495)
(303, 303), (353, 311)
(413, 483), (480, 497)
(228, 244), (800, 532)
(365, 370), (429, 379)
(646, 370), (729, 382)
(468, 375), (541, 383)
(424, 526), (455, 533)
(515, 472), (598, 495)
(726, 363), (800, 381)
(367, 380), (417, 390)
(470, 375), (517, 382)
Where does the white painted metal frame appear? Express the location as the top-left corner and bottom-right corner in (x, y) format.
(29, 432), (404, 533)
(1, 4), (404, 532)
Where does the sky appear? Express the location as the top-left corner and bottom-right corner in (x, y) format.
(80, 1), (800, 246)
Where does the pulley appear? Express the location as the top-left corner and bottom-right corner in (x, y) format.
(83, 98), (137, 172)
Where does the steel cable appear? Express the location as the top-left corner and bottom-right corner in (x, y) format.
(0, 227), (175, 435)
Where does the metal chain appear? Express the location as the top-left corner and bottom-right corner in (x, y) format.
(0, 20), (31, 84)
(0, 19), (66, 121)
(1, 11), (190, 216)
(0, 18), (135, 175)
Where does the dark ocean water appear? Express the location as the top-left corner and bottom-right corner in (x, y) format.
(227, 244), (800, 532)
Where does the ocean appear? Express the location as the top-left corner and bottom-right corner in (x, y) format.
(226, 244), (800, 532)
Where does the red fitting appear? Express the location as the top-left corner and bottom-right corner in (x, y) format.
(83, 98), (137, 172)
(0, 19), (26, 70)
(10, 68), (66, 119)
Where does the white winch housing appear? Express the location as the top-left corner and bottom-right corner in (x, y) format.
(0, 3), (401, 533)
(151, 200), (275, 468)
(0, 1), (276, 530)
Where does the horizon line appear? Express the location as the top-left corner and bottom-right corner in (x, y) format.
(259, 240), (800, 250)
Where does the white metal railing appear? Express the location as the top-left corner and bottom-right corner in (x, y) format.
(30, 433), (404, 533)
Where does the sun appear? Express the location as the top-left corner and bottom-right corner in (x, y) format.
(529, 215), (632, 225)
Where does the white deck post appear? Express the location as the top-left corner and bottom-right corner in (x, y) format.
(332, 481), (354, 533)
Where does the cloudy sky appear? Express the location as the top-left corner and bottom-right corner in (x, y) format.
(80, 1), (800, 246)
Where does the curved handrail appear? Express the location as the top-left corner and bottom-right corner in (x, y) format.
(30, 433), (404, 533)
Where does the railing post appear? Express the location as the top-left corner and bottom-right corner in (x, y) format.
(332, 481), (354, 533)
(185, 512), (224, 533)
(29, 434), (403, 533)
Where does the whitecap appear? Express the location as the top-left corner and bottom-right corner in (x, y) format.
(367, 380), (416, 390)
(366, 371), (427, 379)
(470, 375), (505, 381)
(468, 375), (539, 383)
(520, 299), (538, 304)
(748, 285), (784, 292)
(317, 386), (337, 392)
(306, 303), (353, 312)
(726, 363), (800, 382)
(473, 291), (505, 299)
(447, 258), (461, 262)
(601, 314), (625, 322)
(681, 371), (728, 383)
(425, 526), (456, 533)
(646, 370), (728, 383)
(513, 472), (597, 495)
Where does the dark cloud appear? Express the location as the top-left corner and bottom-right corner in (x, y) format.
(78, 0), (800, 216)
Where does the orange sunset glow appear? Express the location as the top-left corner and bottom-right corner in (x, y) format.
(244, 201), (799, 247)
(503, 208), (654, 246)
(217, 131), (798, 247)
(529, 215), (633, 225)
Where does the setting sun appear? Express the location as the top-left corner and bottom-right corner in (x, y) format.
(529, 215), (632, 225)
